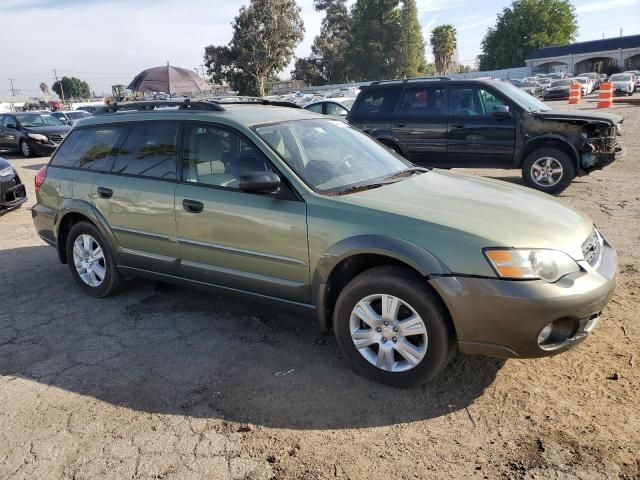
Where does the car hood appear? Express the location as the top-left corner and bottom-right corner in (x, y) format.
(23, 125), (72, 136)
(545, 86), (570, 91)
(0, 157), (11, 170)
(532, 109), (622, 125)
(335, 170), (593, 263)
(612, 81), (632, 87)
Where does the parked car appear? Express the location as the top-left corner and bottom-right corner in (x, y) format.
(76, 105), (104, 114)
(347, 78), (623, 194)
(31, 99), (618, 386)
(50, 110), (92, 125)
(622, 70), (640, 91)
(547, 72), (567, 80)
(538, 77), (553, 90)
(543, 79), (573, 100)
(304, 98), (355, 118)
(0, 157), (27, 212)
(608, 73), (635, 96)
(519, 80), (544, 98)
(577, 72), (600, 90)
(0, 112), (71, 157)
(574, 77), (592, 96)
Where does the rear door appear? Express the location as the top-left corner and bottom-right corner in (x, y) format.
(91, 121), (180, 275)
(0, 115), (20, 150)
(174, 123), (309, 302)
(347, 86), (402, 139)
(391, 85), (448, 166)
(446, 85), (516, 167)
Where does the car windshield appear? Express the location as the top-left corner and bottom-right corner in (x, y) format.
(255, 119), (413, 194)
(493, 81), (551, 112)
(552, 80), (573, 87)
(15, 113), (62, 127)
(521, 82), (536, 87)
(610, 74), (631, 81)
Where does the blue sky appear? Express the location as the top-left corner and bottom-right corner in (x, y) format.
(1, 0), (638, 97)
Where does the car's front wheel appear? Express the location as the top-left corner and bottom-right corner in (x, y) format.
(65, 221), (124, 297)
(522, 147), (575, 195)
(20, 140), (31, 158)
(333, 266), (454, 387)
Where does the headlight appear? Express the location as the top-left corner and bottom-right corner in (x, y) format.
(27, 133), (49, 142)
(484, 249), (580, 282)
(0, 165), (14, 177)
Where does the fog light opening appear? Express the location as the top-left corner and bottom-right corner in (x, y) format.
(537, 318), (579, 351)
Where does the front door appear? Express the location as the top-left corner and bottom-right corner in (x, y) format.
(391, 85), (448, 166)
(447, 85), (516, 167)
(175, 123), (309, 303)
(90, 121), (181, 275)
(0, 115), (20, 150)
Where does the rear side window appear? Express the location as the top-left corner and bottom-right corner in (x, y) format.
(397, 86), (447, 116)
(111, 122), (178, 180)
(50, 126), (124, 170)
(351, 88), (401, 118)
(306, 103), (323, 113)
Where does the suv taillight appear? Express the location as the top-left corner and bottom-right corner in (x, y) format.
(35, 165), (48, 193)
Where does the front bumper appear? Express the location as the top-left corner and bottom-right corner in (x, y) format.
(0, 173), (27, 209)
(429, 240), (617, 358)
(27, 140), (58, 156)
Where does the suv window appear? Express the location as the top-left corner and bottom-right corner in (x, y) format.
(450, 86), (506, 116)
(351, 88), (401, 117)
(397, 86), (447, 116)
(112, 122), (178, 180)
(50, 126), (125, 170)
(182, 124), (270, 190)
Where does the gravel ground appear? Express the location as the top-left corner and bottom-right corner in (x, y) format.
(0, 100), (638, 479)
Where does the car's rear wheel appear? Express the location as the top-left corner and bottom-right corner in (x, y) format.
(522, 147), (575, 195)
(20, 140), (31, 158)
(66, 221), (124, 297)
(333, 266), (454, 387)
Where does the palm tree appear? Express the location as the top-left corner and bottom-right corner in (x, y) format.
(430, 25), (457, 74)
(39, 82), (49, 97)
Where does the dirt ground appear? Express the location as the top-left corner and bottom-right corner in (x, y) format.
(0, 100), (638, 480)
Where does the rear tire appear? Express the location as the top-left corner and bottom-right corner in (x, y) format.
(333, 266), (454, 387)
(65, 221), (124, 297)
(522, 147), (575, 195)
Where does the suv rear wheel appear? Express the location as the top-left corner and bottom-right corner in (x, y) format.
(65, 221), (124, 297)
(522, 147), (575, 195)
(333, 266), (454, 387)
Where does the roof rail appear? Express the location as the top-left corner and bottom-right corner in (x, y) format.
(367, 76), (452, 87)
(207, 96), (302, 109)
(97, 99), (225, 114)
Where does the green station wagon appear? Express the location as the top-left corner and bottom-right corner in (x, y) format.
(32, 100), (617, 386)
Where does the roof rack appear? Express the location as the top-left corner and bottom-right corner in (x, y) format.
(97, 99), (225, 114)
(367, 76), (452, 87)
(208, 96), (302, 109)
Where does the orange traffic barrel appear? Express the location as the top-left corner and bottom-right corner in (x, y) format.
(598, 81), (613, 108)
(568, 82), (581, 104)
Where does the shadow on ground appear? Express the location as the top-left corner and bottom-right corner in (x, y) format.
(0, 245), (504, 430)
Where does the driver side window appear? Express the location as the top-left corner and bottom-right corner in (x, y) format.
(182, 124), (271, 190)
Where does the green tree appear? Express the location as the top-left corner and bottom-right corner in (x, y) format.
(204, 0), (304, 96)
(395, 0), (426, 78)
(311, 0), (352, 83)
(430, 25), (457, 74)
(292, 57), (328, 85)
(478, 0), (577, 70)
(347, 0), (401, 81)
(51, 76), (91, 100)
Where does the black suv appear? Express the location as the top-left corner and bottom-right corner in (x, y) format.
(347, 78), (623, 194)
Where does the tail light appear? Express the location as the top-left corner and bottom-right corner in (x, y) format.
(35, 165), (48, 193)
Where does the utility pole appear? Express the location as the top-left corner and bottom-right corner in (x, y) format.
(53, 69), (66, 106)
(8, 78), (17, 112)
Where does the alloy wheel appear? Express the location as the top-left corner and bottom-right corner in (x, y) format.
(531, 156), (563, 187)
(20, 141), (30, 157)
(72, 234), (106, 287)
(349, 293), (428, 372)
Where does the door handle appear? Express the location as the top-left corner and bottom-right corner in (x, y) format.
(182, 199), (204, 213)
(97, 187), (113, 199)
(450, 123), (465, 129)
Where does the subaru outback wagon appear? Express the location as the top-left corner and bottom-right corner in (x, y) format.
(32, 100), (617, 386)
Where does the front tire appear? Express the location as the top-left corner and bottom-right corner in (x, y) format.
(66, 221), (124, 297)
(333, 266), (454, 387)
(522, 147), (575, 195)
(20, 140), (31, 158)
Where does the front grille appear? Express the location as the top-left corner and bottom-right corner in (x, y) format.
(582, 228), (603, 268)
(48, 134), (64, 142)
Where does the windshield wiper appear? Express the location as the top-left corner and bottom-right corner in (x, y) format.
(331, 182), (386, 196)
(383, 166), (429, 181)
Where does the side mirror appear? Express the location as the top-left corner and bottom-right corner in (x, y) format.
(6, 123), (17, 129)
(492, 105), (510, 117)
(239, 171), (281, 194)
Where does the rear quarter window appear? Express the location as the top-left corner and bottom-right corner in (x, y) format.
(50, 126), (125, 170)
(351, 87), (401, 119)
